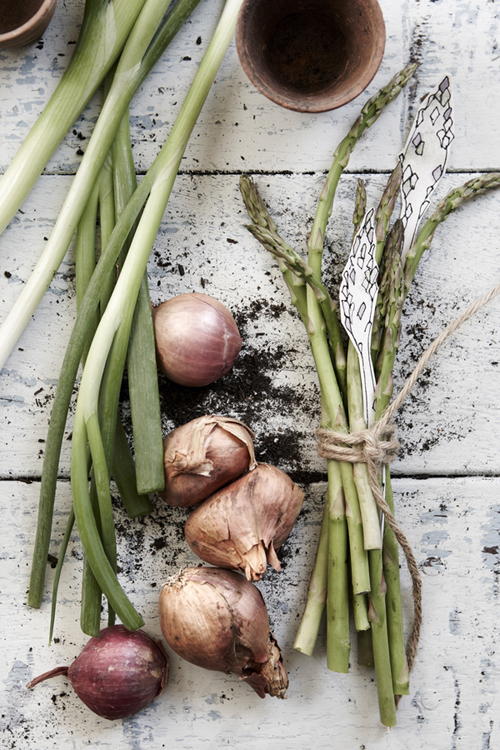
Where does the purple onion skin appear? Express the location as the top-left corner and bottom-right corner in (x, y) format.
(153, 292), (242, 387)
(27, 625), (168, 720)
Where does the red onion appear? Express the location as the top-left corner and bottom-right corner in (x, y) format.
(153, 292), (242, 387)
(158, 567), (288, 699)
(26, 625), (168, 720)
(184, 463), (304, 581)
(159, 414), (256, 507)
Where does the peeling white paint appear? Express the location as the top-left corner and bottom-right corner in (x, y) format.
(1, 0), (500, 747)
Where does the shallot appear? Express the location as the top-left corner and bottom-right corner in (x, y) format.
(153, 292), (242, 387)
(158, 566), (288, 698)
(159, 414), (256, 507)
(26, 625), (168, 720)
(184, 463), (304, 580)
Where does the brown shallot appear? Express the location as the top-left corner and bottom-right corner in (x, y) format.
(184, 463), (304, 581)
(158, 566), (288, 698)
(159, 415), (256, 507)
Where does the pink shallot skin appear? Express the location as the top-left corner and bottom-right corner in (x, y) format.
(158, 567), (288, 698)
(184, 463), (304, 580)
(153, 292), (242, 387)
(159, 415), (255, 508)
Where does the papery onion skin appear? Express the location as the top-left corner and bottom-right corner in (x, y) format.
(153, 292), (242, 387)
(158, 567), (288, 698)
(184, 463), (304, 581)
(26, 625), (168, 720)
(159, 415), (256, 507)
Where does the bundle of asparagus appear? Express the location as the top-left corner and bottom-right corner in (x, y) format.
(240, 65), (500, 725)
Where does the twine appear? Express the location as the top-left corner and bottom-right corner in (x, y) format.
(316, 281), (500, 684)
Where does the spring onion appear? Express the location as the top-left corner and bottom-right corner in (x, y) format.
(0, 0), (203, 371)
(27, 0), (203, 611)
(0, 0), (148, 237)
(70, 0), (245, 634)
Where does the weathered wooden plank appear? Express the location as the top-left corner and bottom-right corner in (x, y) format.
(0, 476), (498, 748)
(0, 0), (498, 179)
(1, 2), (500, 746)
(1, 171), (499, 480)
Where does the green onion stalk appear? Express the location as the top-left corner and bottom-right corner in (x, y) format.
(70, 0), (245, 635)
(111, 107), (164, 501)
(241, 69), (500, 723)
(0, 0), (148, 237)
(49, 101), (153, 640)
(27, 0), (202, 611)
(0, 0), (203, 371)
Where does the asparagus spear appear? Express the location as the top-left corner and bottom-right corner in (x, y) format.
(369, 174), (500, 694)
(371, 165), (403, 365)
(241, 68), (417, 698)
(404, 173), (500, 296)
(352, 179), (367, 239)
(239, 175), (347, 399)
(375, 173), (500, 420)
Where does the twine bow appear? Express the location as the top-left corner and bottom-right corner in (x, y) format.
(316, 281), (500, 681)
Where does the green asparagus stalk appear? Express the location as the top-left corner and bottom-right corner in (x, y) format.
(306, 63), (417, 269)
(368, 546), (397, 726)
(404, 173), (500, 295)
(352, 179), (367, 239)
(375, 164), (402, 262)
(383, 466), (409, 695)
(345, 342), (397, 721)
(375, 173), (500, 420)
(353, 592), (370, 634)
(239, 180), (347, 399)
(357, 627), (374, 668)
(371, 165), (403, 364)
(242, 67), (418, 666)
(326, 469), (350, 673)
(293, 503), (329, 655)
(374, 220), (404, 394)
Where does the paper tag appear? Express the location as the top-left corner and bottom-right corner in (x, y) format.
(400, 76), (454, 260)
(339, 208), (378, 426)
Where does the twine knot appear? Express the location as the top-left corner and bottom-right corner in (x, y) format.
(317, 421), (400, 466)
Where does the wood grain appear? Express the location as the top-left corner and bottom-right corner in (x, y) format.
(1, 0), (499, 746)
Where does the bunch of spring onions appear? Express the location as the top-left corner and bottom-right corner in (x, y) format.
(0, 0), (246, 638)
(240, 66), (500, 725)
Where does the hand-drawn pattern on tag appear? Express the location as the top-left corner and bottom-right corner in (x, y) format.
(400, 75), (454, 261)
(340, 207), (378, 426)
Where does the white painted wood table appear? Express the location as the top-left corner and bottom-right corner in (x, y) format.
(1, 1), (499, 747)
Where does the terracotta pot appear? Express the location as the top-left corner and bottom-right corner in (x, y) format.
(0, 0), (57, 48)
(236, 0), (386, 113)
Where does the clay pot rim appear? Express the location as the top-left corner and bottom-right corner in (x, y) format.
(235, 0), (386, 114)
(0, 0), (57, 48)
